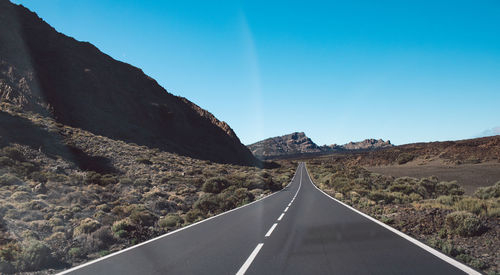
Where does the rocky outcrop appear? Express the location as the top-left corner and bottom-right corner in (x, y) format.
(248, 132), (322, 159)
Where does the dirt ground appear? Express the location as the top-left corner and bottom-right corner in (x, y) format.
(366, 160), (500, 194)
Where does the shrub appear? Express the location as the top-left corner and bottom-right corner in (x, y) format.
(445, 211), (483, 237)
(330, 177), (352, 193)
(0, 174), (23, 186)
(0, 156), (13, 166)
(396, 153), (415, 164)
(436, 195), (456, 206)
(17, 240), (54, 271)
(474, 181), (500, 199)
(216, 187), (254, 211)
(1, 147), (24, 161)
(436, 181), (464, 196)
(202, 177), (229, 193)
(388, 183), (413, 195)
(194, 194), (220, 213)
(68, 247), (85, 259)
(86, 227), (115, 250)
(111, 218), (135, 238)
(185, 209), (203, 223)
(129, 209), (156, 226)
(159, 214), (182, 228)
(454, 198), (488, 216)
(136, 158), (152, 165)
(99, 174), (118, 186)
(134, 178), (150, 186)
(74, 218), (101, 236)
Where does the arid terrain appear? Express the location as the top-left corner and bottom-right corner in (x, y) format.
(0, 103), (295, 273)
(301, 137), (500, 274)
(368, 160), (500, 194)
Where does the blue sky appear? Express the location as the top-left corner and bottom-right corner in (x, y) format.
(12, 0), (500, 145)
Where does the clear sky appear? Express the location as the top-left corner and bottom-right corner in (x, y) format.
(12, 0), (500, 145)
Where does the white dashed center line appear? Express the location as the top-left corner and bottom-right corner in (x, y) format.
(277, 213), (285, 221)
(235, 243), (264, 275)
(284, 206), (289, 212)
(265, 223), (278, 237)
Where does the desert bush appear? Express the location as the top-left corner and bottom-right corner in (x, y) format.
(29, 171), (48, 183)
(85, 226), (115, 250)
(84, 172), (117, 186)
(158, 214), (182, 228)
(136, 158), (152, 165)
(129, 209), (156, 226)
(68, 247), (85, 259)
(395, 153), (414, 164)
(474, 181), (500, 199)
(436, 195), (457, 206)
(408, 193), (423, 202)
(0, 156), (14, 166)
(445, 211), (483, 237)
(202, 177), (229, 193)
(453, 197), (488, 216)
(217, 187), (254, 211)
(134, 178), (150, 186)
(73, 218), (101, 236)
(11, 191), (31, 201)
(99, 174), (118, 186)
(0, 174), (23, 186)
(111, 218), (135, 238)
(330, 177), (352, 193)
(368, 191), (394, 204)
(16, 240), (54, 271)
(14, 162), (37, 176)
(1, 147), (24, 161)
(436, 181), (464, 196)
(119, 177), (133, 185)
(194, 194), (220, 213)
(184, 209), (203, 223)
(387, 183), (414, 195)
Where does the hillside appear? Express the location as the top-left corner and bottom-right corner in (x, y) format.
(248, 132), (392, 159)
(311, 135), (500, 167)
(0, 0), (256, 166)
(0, 105), (295, 273)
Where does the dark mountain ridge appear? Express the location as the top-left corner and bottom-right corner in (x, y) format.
(0, 0), (257, 166)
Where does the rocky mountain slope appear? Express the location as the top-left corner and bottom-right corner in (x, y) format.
(248, 132), (392, 159)
(247, 132), (322, 159)
(0, 0), (256, 166)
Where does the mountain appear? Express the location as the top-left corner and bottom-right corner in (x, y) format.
(247, 132), (322, 159)
(337, 138), (392, 150)
(0, 0), (256, 166)
(248, 132), (392, 159)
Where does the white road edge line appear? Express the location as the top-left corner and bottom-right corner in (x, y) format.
(303, 163), (481, 275)
(265, 223), (278, 237)
(235, 243), (264, 275)
(58, 163), (302, 275)
(277, 213), (285, 221)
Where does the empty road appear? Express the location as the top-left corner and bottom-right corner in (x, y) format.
(61, 163), (478, 275)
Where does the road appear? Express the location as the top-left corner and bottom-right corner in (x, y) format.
(61, 163), (478, 275)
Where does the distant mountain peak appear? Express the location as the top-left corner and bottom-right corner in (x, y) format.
(248, 133), (393, 159)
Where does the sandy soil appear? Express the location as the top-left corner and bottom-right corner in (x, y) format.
(366, 160), (500, 194)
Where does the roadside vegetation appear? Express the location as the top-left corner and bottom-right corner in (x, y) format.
(0, 105), (296, 274)
(307, 161), (499, 274)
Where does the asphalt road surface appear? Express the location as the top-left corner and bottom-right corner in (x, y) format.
(61, 162), (478, 275)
